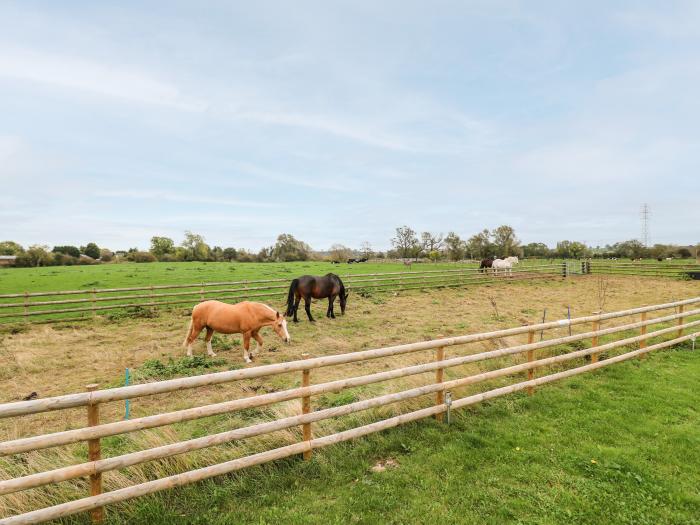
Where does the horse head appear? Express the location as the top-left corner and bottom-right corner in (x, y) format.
(272, 311), (291, 343)
(340, 288), (350, 314)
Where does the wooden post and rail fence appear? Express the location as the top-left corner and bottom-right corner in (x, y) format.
(0, 297), (698, 524)
(0, 265), (564, 325)
(1, 261), (698, 326)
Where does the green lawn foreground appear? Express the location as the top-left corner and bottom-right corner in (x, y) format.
(99, 344), (700, 525)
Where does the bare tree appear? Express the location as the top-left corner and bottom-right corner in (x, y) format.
(596, 276), (610, 312)
(360, 241), (373, 259)
(420, 232), (444, 256)
(391, 226), (419, 259)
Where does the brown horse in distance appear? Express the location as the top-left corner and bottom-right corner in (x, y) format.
(184, 300), (290, 363)
(285, 273), (348, 322)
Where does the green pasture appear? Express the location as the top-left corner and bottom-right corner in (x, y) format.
(103, 344), (700, 524)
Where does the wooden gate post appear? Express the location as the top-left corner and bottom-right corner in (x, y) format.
(678, 305), (685, 338)
(86, 384), (104, 524)
(301, 354), (312, 460)
(639, 312), (648, 359)
(527, 329), (535, 396)
(435, 346), (445, 422)
(591, 316), (601, 364)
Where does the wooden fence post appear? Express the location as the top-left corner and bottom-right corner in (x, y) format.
(591, 316), (600, 364)
(435, 346), (445, 422)
(86, 384), (103, 524)
(527, 329), (535, 396)
(301, 354), (312, 460)
(23, 291), (29, 324)
(91, 289), (97, 318)
(639, 312), (648, 359)
(200, 283), (205, 302)
(678, 304), (685, 338)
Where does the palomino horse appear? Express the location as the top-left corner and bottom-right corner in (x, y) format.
(492, 256), (519, 275)
(285, 273), (348, 322)
(183, 300), (290, 363)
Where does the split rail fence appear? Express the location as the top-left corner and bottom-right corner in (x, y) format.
(0, 296), (698, 524)
(589, 261), (700, 279)
(0, 264), (564, 324)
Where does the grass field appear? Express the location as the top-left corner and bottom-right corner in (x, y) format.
(117, 344), (700, 525)
(1, 274), (699, 523)
(1, 258), (697, 295)
(0, 261), (469, 295)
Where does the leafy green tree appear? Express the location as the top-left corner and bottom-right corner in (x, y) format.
(222, 248), (238, 262)
(523, 243), (550, 258)
(25, 245), (54, 267)
(150, 237), (176, 259)
(0, 241), (24, 255)
(492, 225), (520, 257)
(83, 243), (100, 259)
(677, 247), (692, 258)
(271, 234), (312, 261)
(613, 239), (646, 259)
(52, 245), (81, 258)
(181, 231), (211, 261)
(444, 232), (465, 261)
(466, 229), (492, 259)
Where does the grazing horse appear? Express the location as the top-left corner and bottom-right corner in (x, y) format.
(492, 256), (519, 275)
(183, 300), (290, 363)
(285, 273), (348, 322)
(479, 258), (494, 273)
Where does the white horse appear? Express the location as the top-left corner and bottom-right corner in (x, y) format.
(492, 256), (519, 275)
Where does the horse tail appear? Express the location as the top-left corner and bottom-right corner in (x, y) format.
(286, 279), (299, 317)
(183, 317), (194, 348)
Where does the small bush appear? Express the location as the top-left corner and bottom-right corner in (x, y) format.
(136, 356), (227, 380)
(105, 306), (158, 321)
(127, 251), (157, 263)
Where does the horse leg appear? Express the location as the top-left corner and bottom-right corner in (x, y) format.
(252, 330), (264, 357)
(293, 295), (302, 323)
(326, 297), (332, 318)
(185, 321), (204, 357)
(304, 297), (314, 322)
(329, 295), (336, 319)
(204, 327), (216, 357)
(242, 332), (252, 363)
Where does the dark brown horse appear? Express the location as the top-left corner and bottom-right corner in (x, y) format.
(479, 258), (494, 272)
(285, 273), (348, 322)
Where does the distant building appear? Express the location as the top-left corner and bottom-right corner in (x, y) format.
(0, 255), (17, 267)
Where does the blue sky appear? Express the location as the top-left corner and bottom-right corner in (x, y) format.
(1, 1), (698, 251)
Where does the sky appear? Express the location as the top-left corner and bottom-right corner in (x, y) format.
(1, 1), (698, 252)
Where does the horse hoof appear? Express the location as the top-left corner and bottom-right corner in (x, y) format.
(208, 352), (217, 357)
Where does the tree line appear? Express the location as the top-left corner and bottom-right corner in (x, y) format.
(1, 227), (697, 267)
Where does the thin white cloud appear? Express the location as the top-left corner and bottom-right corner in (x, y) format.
(95, 190), (276, 208)
(0, 46), (205, 111)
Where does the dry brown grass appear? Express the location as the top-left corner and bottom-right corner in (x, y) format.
(0, 275), (698, 518)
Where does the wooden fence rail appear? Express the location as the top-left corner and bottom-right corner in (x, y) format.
(0, 265), (563, 323)
(0, 296), (698, 524)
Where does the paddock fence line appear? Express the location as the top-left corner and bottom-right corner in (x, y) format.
(0, 264), (564, 324)
(0, 296), (698, 524)
(589, 261), (700, 278)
